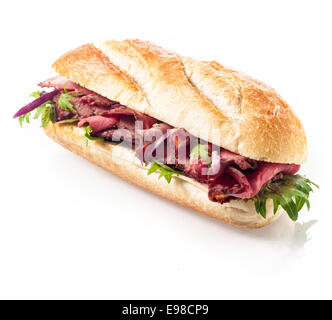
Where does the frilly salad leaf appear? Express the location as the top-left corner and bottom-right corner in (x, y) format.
(56, 119), (79, 124)
(84, 125), (104, 146)
(146, 162), (179, 184)
(248, 174), (318, 221)
(190, 143), (211, 163)
(57, 89), (77, 114)
(29, 91), (42, 98)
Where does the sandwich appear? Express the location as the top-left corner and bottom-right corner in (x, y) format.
(13, 39), (318, 228)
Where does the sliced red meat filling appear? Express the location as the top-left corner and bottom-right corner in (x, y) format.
(40, 75), (301, 204)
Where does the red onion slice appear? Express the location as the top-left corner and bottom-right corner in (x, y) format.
(143, 128), (181, 162)
(13, 89), (59, 118)
(207, 150), (223, 176)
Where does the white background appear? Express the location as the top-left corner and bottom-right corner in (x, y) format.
(1, 0), (331, 299)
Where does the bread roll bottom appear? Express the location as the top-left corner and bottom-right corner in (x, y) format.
(44, 122), (283, 228)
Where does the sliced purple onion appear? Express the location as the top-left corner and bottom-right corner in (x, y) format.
(207, 150), (222, 176)
(143, 129), (180, 162)
(13, 89), (59, 118)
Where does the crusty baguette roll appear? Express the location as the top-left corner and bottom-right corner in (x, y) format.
(44, 122), (283, 228)
(54, 40), (307, 164)
(48, 39), (309, 227)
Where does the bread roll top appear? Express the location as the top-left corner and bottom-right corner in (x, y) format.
(53, 40), (307, 164)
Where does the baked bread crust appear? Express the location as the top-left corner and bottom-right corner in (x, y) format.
(44, 122), (283, 228)
(52, 43), (150, 114)
(53, 40), (307, 164)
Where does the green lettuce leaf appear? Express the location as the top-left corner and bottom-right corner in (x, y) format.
(56, 119), (79, 124)
(146, 162), (179, 184)
(29, 91), (41, 98)
(249, 174), (318, 221)
(84, 125), (104, 146)
(19, 111), (32, 127)
(57, 90), (77, 114)
(190, 143), (211, 163)
(41, 105), (55, 128)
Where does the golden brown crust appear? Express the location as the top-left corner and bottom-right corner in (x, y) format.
(52, 40), (308, 164)
(44, 122), (283, 228)
(99, 40), (307, 164)
(201, 60), (308, 163)
(52, 44), (150, 114)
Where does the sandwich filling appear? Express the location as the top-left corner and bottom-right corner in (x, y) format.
(14, 76), (318, 221)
